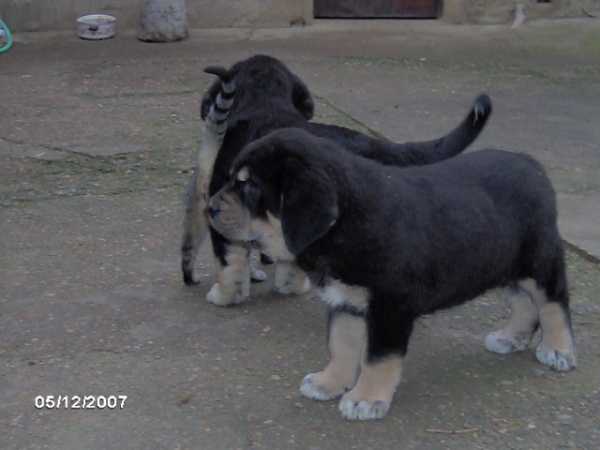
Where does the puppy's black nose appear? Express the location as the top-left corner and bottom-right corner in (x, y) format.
(207, 204), (220, 219)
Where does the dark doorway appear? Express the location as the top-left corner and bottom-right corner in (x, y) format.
(314, 0), (440, 19)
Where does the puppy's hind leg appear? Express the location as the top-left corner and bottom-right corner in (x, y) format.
(181, 171), (209, 285)
(485, 283), (539, 354)
(525, 274), (577, 371)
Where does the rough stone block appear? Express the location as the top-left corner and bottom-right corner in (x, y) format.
(138, 0), (188, 43)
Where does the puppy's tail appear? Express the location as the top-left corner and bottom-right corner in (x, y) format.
(197, 66), (235, 174)
(181, 67), (235, 285)
(395, 93), (493, 165)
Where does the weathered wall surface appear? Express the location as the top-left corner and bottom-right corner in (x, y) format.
(442, 0), (600, 24)
(1, 0), (598, 31)
(0, 0), (313, 32)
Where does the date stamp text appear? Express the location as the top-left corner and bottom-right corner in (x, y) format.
(35, 395), (127, 410)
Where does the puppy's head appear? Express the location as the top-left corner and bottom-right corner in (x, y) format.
(207, 128), (339, 255)
(201, 55), (314, 121)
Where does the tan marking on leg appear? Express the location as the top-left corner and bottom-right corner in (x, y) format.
(338, 353), (403, 420)
(538, 302), (573, 351)
(518, 279), (577, 371)
(536, 301), (577, 370)
(206, 246), (250, 306)
(301, 314), (365, 401)
(485, 285), (539, 353)
(518, 279), (546, 307)
(521, 279), (574, 352)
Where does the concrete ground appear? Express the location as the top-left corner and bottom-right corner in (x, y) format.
(1, 19), (599, 450)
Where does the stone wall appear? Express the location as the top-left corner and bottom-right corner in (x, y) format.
(1, 0), (598, 32)
(0, 0), (313, 32)
(442, 0), (600, 24)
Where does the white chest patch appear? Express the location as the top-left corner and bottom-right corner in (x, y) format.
(316, 279), (370, 312)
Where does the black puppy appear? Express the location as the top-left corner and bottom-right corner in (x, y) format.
(183, 54), (493, 306)
(207, 127), (577, 420)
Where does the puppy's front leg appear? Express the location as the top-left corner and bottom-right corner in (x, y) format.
(338, 301), (415, 420)
(301, 308), (364, 400)
(274, 261), (311, 295)
(206, 245), (251, 306)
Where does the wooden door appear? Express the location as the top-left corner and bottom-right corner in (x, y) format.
(314, 0), (440, 19)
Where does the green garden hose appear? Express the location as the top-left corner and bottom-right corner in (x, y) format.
(0, 19), (13, 53)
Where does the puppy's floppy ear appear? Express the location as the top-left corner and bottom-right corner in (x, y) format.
(290, 74), (315, 121)
(281, 168), (338, 255)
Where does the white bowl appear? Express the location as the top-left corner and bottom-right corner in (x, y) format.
(77, 14), (117, 40)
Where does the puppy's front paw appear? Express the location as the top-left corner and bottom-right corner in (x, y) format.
(300, 372), (348, 401)
(338, 394), (390, 421)
(484, 330), (531, 354)
(206, 283), (247, 306)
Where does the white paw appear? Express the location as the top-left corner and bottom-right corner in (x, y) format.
(338, 395), (390, 421)
(300, 373), (342, 401)
(275, 276), (311, 296)
(206, 283), (247, 306)
(250, 266), (267, 283)
(536, 345), (577, 372)
(485, 331), (530, 354)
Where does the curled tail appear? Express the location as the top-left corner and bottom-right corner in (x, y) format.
(181, 67), (235, 285)
(325, 93), (492, 168)
(396, 93), (492, 165)
(431, 93), (492, 160)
